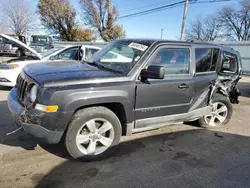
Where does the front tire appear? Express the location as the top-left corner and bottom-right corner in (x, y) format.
(198, 95), (232, 129)
(65, 107), (122, 161)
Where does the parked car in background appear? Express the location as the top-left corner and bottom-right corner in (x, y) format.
(7, 39), (242, 161)
(10, 35), (27, 44)
(0, 34), (101, 87)
(0, 34), (27, 57)
(29, 35), (54, 53)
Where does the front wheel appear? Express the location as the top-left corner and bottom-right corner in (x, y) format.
(198, 95), (233, 129)
(65, 107), (122, 161)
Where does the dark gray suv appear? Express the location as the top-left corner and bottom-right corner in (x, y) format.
(8, 39), (242, 161)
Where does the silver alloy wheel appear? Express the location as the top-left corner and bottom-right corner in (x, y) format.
(204, 102), (228, 127)
(76, 118), (115, 155)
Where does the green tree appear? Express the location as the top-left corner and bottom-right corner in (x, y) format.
(72, 28), (97, 41)
(79, 0), (126, 42)
(37, 0), (96, 41)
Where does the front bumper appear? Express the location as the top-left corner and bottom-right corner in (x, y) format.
(0, 81), (15, 87)
(7, 88), (64, 143)
(0, 69), (19, 87)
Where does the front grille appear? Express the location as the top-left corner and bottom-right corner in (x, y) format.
(16, 74), (28, 103)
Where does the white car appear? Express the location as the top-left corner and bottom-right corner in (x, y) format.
(0, 34), (101, 87)
(100, 51), (132, 63)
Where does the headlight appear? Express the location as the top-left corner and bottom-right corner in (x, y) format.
(7, 64), (19, 69)
(30, 85), (38, 103)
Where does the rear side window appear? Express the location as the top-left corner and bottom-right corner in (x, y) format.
(211, 49), (219, 71)
(195, 48), (220, 73)
(221, 52), (238, 73)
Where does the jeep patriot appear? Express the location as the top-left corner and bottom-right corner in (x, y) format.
(8, 39), (242, 161)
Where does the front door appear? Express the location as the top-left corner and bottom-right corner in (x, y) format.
(135, 46), (194, 129)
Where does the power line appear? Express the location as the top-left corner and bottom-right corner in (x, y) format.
(123, 3), (185, 18)
(190, 0), (231, 4)
(119, 1), (185, 19)
(119, 0), (232, 19)
(119, 3), (185, 19)
(119, 0), (177, 13)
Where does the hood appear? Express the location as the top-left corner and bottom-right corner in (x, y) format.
(23, 60), (122, 86)
(0, 34), (43, 59)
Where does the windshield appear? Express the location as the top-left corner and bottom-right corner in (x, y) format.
(40, 47), (64, 58)
(31, 36), (52, 44)
(0, 36), (11, 44)
(88, 40), (150, 75)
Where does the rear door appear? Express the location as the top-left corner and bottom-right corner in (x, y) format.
(135, 45), (195, 128)
(192, 47), (220, 108)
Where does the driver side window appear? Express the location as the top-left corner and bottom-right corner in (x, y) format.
(57, 47), (79, 60)
(149, 48), (190, 77)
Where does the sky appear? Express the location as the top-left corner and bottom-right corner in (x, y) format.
(1, 0), (240, 40)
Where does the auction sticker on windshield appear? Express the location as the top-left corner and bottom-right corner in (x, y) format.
(128, 42), (148, 51)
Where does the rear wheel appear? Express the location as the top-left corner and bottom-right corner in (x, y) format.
(198, 95), (232, 129)
(65, 107), (122, 161)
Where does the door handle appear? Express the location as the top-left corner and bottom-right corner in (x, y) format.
(178, 83), (189, 89)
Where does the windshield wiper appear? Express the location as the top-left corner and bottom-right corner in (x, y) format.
(98, 64), (124, 74)
(86, 61), (123, 74)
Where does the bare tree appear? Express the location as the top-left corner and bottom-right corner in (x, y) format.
(185, 15), (223, 41)
(0, 19), (9, 33)
(79, 0), (126, 41)
(218, 0), (250, 41)
(0, 0), (36, 35)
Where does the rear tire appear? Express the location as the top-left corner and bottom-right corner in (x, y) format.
(198, 95), (232, 129)
(65, 107), (122, 161)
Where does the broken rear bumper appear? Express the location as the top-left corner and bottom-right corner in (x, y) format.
(7, 88), (64, 144)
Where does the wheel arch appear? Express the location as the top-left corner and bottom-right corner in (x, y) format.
(72, 102), (130, 136)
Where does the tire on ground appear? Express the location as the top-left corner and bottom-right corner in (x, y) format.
(65, 106), (122, 161)
(198, 94), (233, 129)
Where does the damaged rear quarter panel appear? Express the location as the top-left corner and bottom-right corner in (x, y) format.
(190, 73), (217, 111)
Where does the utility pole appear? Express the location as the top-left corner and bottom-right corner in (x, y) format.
(161, 29), (163, 39)
(180, 0), (189, 41)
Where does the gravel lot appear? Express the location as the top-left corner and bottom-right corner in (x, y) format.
(0, 81), (250, 188)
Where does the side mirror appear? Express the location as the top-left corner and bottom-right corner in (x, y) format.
(140, 65), (165, 80)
